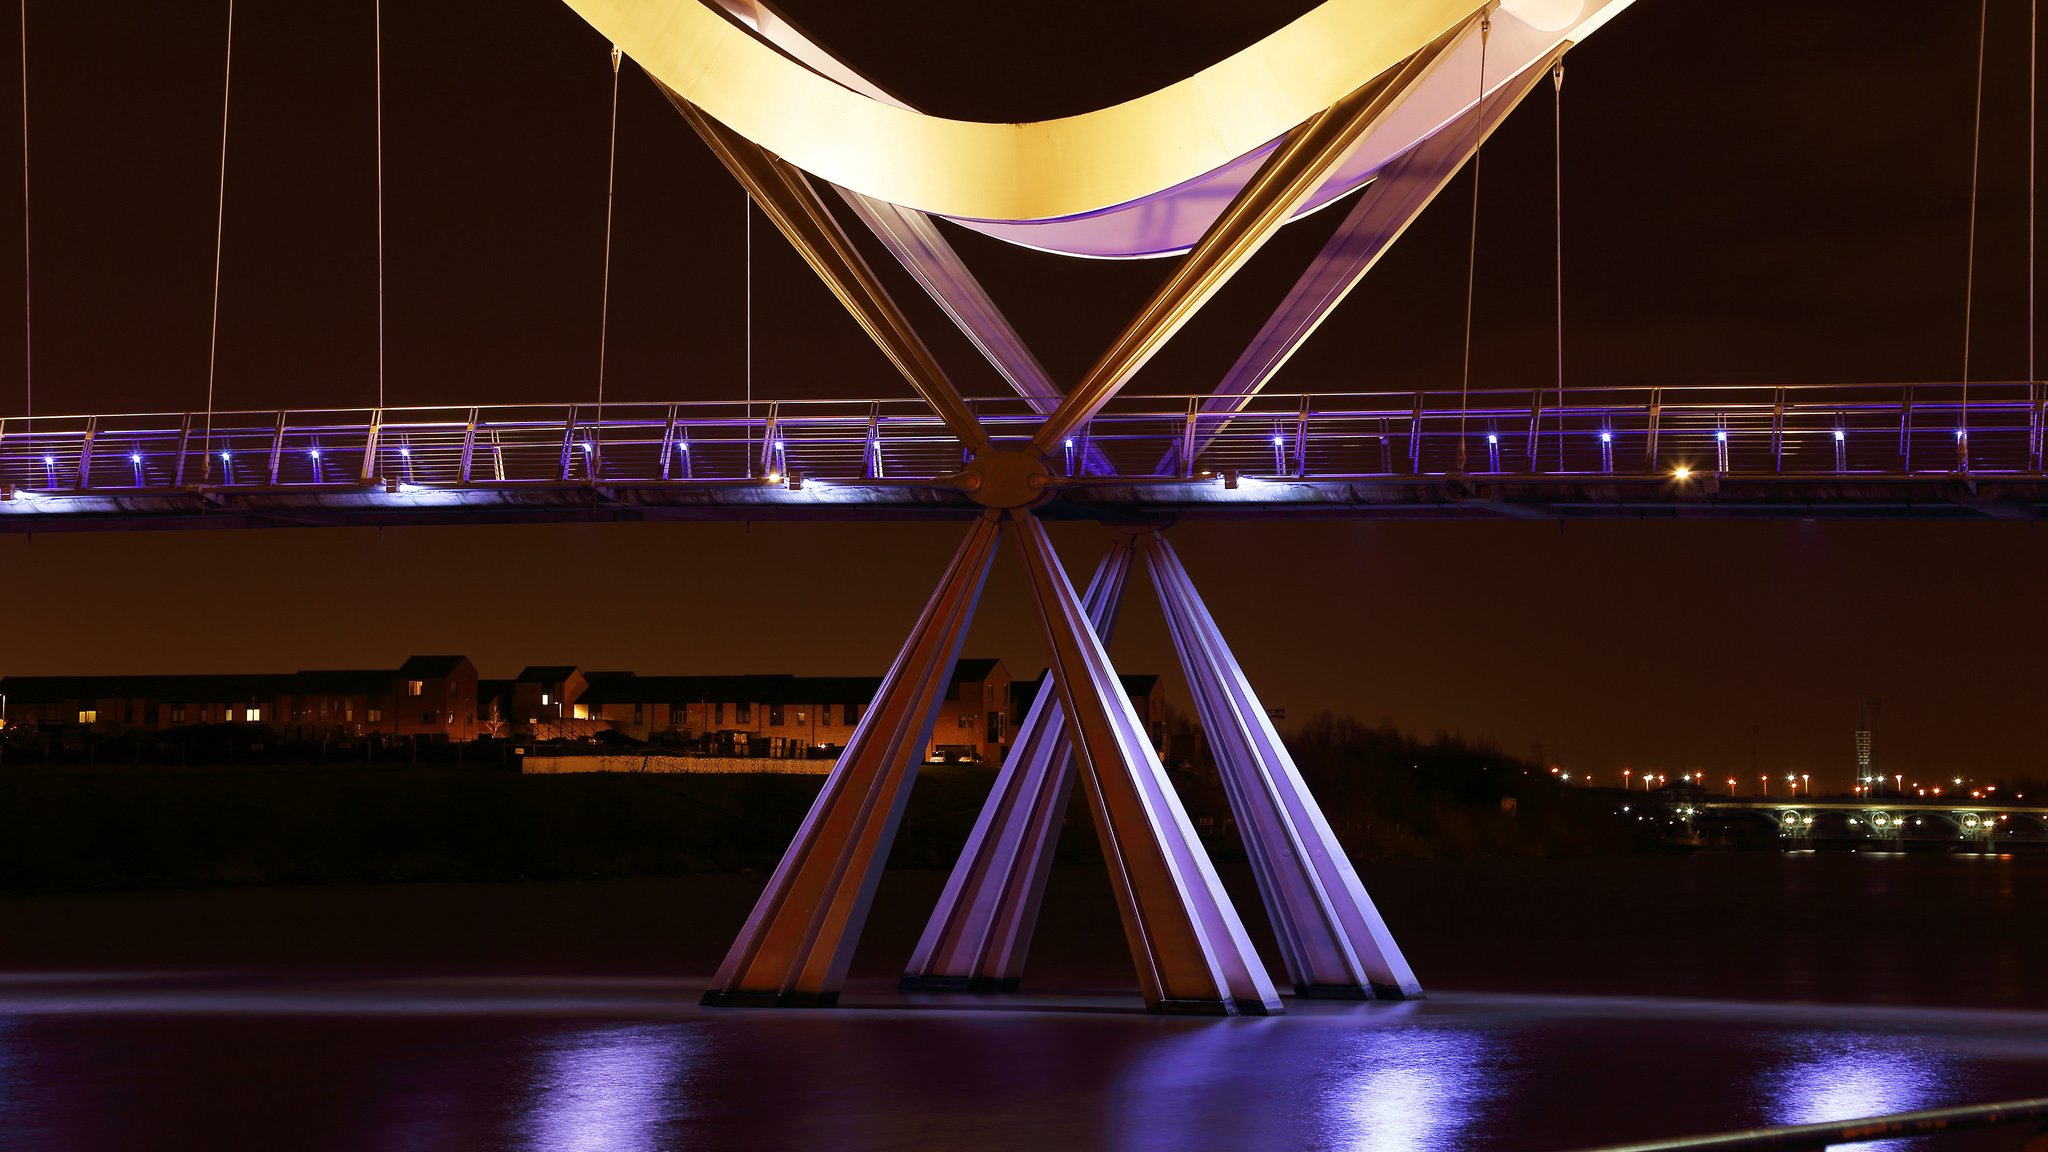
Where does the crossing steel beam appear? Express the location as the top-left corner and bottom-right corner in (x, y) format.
(1140, 531), (1421, 999)
(903, 533), (1135, 992)
(661, 88), (990, 453)
(701, 512), (1002, 1007)
(1011, 510), (1282, 1015)
(1028, 27), (1463, 456)
(1169, 46), (1567, 471)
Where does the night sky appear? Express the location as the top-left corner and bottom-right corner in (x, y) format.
(2, 0), (2044, 790)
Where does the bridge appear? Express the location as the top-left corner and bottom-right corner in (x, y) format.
(4, 0), (2037, 1018)
(1699, 802), (2048, 845)
(4, 382), (2047, 529)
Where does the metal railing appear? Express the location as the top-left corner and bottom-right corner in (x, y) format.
(1563, 1097), (2048, 1151)
(0, 381), (2044, 495)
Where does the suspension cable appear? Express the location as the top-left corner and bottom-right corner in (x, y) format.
(1960, 0), (1987, 469)
(594, 45), (621, 470)
(202, 0), (233, 482)
(373, 0), (385, 417)
(16, 0), (27, 441)
(1456, 13), (1490, 474)
(1552, 58), (1565, 474)
(745, 188), (752, 476)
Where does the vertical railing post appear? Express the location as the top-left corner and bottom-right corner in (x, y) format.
(863, 402), (881, 479)
(1770, 388), (1786, 474)
(458, 408), (479, 484)
(173, 413), (193, 486)
(360, 408), (383, 483)
(1407, 392), (1425, 473)
(267, 412), (288, 485)
(77, 417), (98, 489)
(1180, 397), (1200, 479)
(559, 407), (578, 482)
(1292, 395), (1311, 477)
(658, 404), (680, 480)
(1643, 388), (1662, 473)
(1526, 393), (1543, 471)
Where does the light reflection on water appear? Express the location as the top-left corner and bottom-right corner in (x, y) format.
(1109, 1016), (1500, 1152)
(1757, 1032), (1957, 1152)
(519, 1024), (699, 1152)
(1317, 1026), (1500, 1152)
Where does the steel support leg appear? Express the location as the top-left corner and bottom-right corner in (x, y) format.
(702, 513), (1003, 1008)
(1011, 511), (1282, 1016)
(903, 534), (1135, 993)
(1138, 531), (1422, 1000)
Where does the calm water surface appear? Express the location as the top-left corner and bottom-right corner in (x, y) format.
(0, 854), (2043, 1151)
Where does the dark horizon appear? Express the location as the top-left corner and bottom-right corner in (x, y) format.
(3, 0), (2045, 791)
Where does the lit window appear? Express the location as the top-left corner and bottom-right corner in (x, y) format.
(368, 706), (383, 723)
(572, 704), (590, 720)
(78, 709), (98, 724)
(344, 705), (354, 721)
(541, 692), (550, 705)
(244, 707), (262, 722)
(406, 680), (424, 697)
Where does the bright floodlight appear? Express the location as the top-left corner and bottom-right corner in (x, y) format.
(1673, 466), (1691, 481)
(1486, 434), (1498, 444)
(1833, 429), (1845, 441)
(399, 447), (410, 457)
(775, 439), (785, 450)
(1273, 435), (1284, 446)
(1715, 430), (1727, 442)
(580, 441), (593, 452)
(41, 454), (52, 466)
(129, 453), (141, 463)
(1063, 438), (1074, 449)
(220, 451), (231, 461)
(1599, 432), (1612, 443)
(309, 449), (320, 458)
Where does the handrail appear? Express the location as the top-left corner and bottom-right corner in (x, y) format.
(2, 381), (2046, 494)
(1559, 1097), (2048, 1152)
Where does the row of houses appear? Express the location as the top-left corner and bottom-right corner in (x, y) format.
(0, 656), (1167, 764)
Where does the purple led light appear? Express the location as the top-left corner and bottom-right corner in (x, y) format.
(1599, 432), (1612, 444)
(129, 453), (142, 463)
(308, 449), (320, 459)
(1833, 430), (1845, 441)
(1716, 430), (1728, 442)
(1486, 434), (1498, 445)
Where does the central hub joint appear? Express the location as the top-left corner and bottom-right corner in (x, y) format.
(958, 448), (1053, 510)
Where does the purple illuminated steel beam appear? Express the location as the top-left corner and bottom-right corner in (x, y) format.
(1011, 510), (1282, 1015)
(835, 190), (1116, 478)
(658, 85), (990, 454)
(1168, 48), (1566, 474)
(1138, 531), (1420, 998)
(902, 533), (1134, 992)
(1027, 27), (1462, 457)
(701, 512), (1002, 1007)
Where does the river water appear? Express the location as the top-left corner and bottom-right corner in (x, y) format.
(1, 853), (2044, 1150)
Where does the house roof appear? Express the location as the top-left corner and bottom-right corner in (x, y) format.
(773, 676), (883, 706)
(577, 674), (792, 706)
(1011, 670), (1158, 716)
(949, 658), (1005, 685)
(290, 669), (400, 695)
(515, 666), (581, 684)
(398, 655), (471, 679)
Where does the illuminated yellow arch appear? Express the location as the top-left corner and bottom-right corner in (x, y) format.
(562, 0), (1594, 223)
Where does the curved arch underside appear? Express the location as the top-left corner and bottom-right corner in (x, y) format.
(562, 0), (1634, 258)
